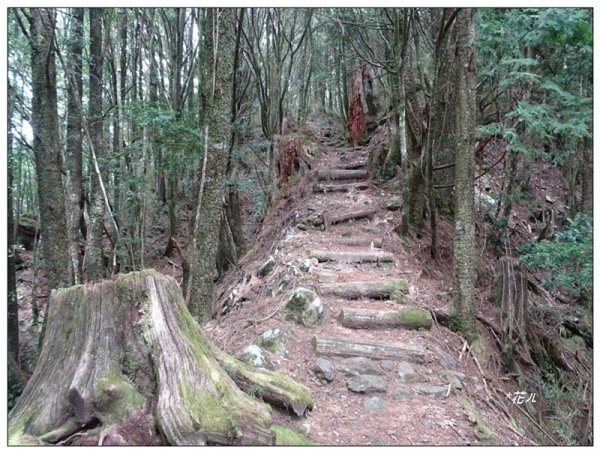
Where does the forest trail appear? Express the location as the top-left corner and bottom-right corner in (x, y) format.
(208, 132), (523, 446)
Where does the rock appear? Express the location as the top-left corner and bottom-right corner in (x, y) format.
(339, 357), (383, 377)
(285, 226), (295, 238)
(316, 271), (339, 283)
(363, 396), (387, 412)
(258, 255), (275, 278)
(313, 358), (335, 382)
(299, 259), (312, 272)
(385, 197), (402, 211)
(396, 361), (421, 383)
(255, 328), (288, 357)
(433, 347), (457, 367)
(380, 360), (397, 372)
(238, 345), (273, 370)
(390, 386), (411, 401)
(347, 375), (387, 394)
(283, 287), (324, 327)
(438, 370), (466, 389)
(414, 384), (449, 398)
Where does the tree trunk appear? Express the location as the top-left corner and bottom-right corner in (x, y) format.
(312, 335), (426, 363)
(29, 8), (72, 290)
(451, 8), (478, 342)
(339, 308), (432, 330)
(8, 270), (312, 446)
(185, 9), (234, 324)
(65, 7), (84, 284)
(85, 8), (108, 282)
(8, 81), (19, 365)
(580, 139), (593, 217)
(347, 66), (367, 147)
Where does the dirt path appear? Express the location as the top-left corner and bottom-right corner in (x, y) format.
(207, 137), (528, 446)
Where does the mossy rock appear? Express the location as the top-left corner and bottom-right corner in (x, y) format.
(271, 425), (316, 446)
(458, 395), (497, 442)
(255, 328), (290, 357)
(385, 197), (402, 211)
(283, 288), (324, 327)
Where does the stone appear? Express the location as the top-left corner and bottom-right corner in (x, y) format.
(380, 360), (397, 372)
(299, 259), (312, 272)
(396, 361), (420, 383)
(313, 358), (335, 382)
(433, 347), (457, 367)
(316, 271), (339, 283)
(238, 345), (273, 370)
(363, 396), (387, 413)
(283, 287), (324, 327)
(339, 357), (383, 377)
(385, 197), (402, 211)
(390, 386), (411, 401)
(438, 370), (466, 389)
(347, 375), (387, 394)
(255, 328), (288, 357)
(414, 384), (449, 398)
(258, 255), (275, 278)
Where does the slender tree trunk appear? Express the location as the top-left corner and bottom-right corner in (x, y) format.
(28, 8), (72, 290)
(185, 8), (235, 324)
(65, 8), (84, 284)
(580, 139), (593, 217)
(451, 8), (478, 342)
(85, 8), (107, 282)
(8, 81), (19, 364)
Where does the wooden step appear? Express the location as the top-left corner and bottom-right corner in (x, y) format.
(338, 161), (367, 170)
(308, 250), (393, 264)
(315, 237), (383, 249)
(338, 308), (432, 330)
(317, 169), (369, 181)
(319, 279), (408, 300)
(313, 182), (370, 193)
(312, 335), (426, 363)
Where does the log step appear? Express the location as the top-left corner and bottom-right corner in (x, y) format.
(319, 279), (408, 300)
(308, 250), (394, 264)
(317, 169), (369, 181)
(312, 335), (426, 363)
(338, 308), (432, 330)
(316, 237), (383, 249)
(313, 182), (370, 193)
(339, 161), (367, 170)
(327, 208), (377, 226)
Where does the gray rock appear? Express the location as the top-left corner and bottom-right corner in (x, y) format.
(415, 384), (449, 398)
(390, 386), (411, 401)
(299, 258), (312, 272)
(433, 347), (457, 367)
(396, 361), (421, 383)
(380, 360), (397, 372)
(255, 328), (289, 357)
(258, 255), (275, 278)
(438, 370), (466, 389)
(347, 375), (387, 394)
(239, 345), (273, 370)
(313, 358), (335, 382)
(283, 287), (324, 326)
(385, 197), (402, 211)
(340, 357), (383, 377)
(285, 226), (295, 238)
(363, 396), (387, 413)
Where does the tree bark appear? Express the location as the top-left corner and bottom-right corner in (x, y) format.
(312, 335), (426, 363)
(320, 279), (409, 300)
(8, 270), (312, 446)
(85, 8), (108, 282)
(28, 8), (72, 290)
(185, 9), (234, 324)
(65, 7), (84, 284)
(339, 308), (432, 330)
(451, 8), (478, 342)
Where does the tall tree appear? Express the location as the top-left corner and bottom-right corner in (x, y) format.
(451, 8), (478, 342)
(85, 8), (108, 281)
(64, 7), (84, 284)
(25, 8), (72, 290)
(8, 81), (19, 364)
(184, 8), (236, 324)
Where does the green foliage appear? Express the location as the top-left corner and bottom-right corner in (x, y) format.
(519, 213), (592, 298)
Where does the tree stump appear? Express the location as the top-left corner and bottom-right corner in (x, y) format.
(8, 270), (312, 446)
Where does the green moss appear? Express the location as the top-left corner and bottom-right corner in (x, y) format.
(398, 309), (432, 330)
(8, 411), (40, 445)
(458, 395), (497, 442)
(390, 279), (410, 300)
(93, 370), (145, 425)
(271, 425), (316, 446)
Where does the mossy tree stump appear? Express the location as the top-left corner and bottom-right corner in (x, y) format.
(9, 270), (313, 446)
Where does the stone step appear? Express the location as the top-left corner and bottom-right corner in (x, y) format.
(308, 250), (393, 264)
(319, 279), (408, 300)
(312, 335), (426, 363)
(338, 307), (432, 330)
